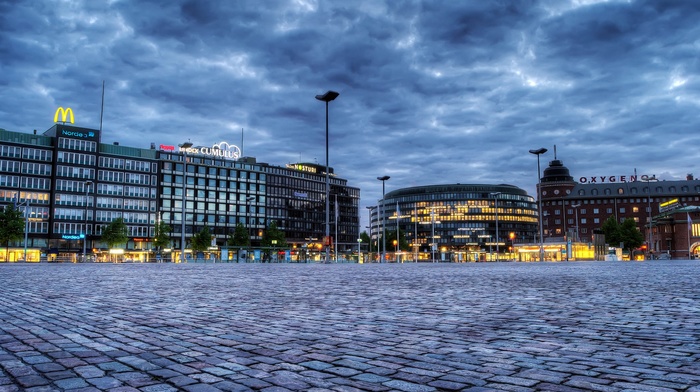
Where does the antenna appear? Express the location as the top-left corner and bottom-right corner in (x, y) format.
(554, 145), (557, 159)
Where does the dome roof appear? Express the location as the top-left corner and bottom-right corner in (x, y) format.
(542, 159), (574, 183)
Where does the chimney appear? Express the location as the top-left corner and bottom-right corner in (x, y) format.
(687, 174), (694, 181)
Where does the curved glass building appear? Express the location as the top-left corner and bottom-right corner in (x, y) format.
(368, 184), (538, 262)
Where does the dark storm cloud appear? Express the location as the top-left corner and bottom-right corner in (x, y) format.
(2, 0), (700, 228)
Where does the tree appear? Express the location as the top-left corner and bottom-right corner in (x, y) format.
(385, 229), (410, 251)
(102, 218), (128, 261)
(601, 216), (621, 246)
(228, 223), (250, 261)
(191, 226), (213, 257)
(261, 221), (287, 262)
(153, 220), (172, 260)
(0, 204), (25, 262)
(619, 218), (644, 253)
(600, 216), (644, 254)
(360, 231), (371, 252)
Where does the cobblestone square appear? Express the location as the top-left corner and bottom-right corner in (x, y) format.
(1, 261), (699, 391)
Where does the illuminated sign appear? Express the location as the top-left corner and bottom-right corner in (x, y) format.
(286, 163), (331, 175)
(60, 129), (95, 139)
(579, 175), (637, 184)
(160, 142), (241, 160)
(54, 107), (75, 124)
(659, 198), (679, 213)
(62, 234), (85, 240)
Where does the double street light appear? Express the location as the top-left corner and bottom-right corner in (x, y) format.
(315, 90), (340, 264)
(641, 174), (658, 258)
(377, 176), (390, 263)
(82, 180), (93, 262)
(489, 192), (501, 262)
(529, 147), (548, 261)
(179, 141), (193, 263)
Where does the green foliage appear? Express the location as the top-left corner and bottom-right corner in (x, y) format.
(600, 215), (644, 252)
(261, 221), (287, 248)
(191, 226), (212, 253)
(101, 217), (128, 249)
(381, 229), (410, 251)
(228, 223), (250, 247)
(619, 218), (644, 251)
(261, 221), (287, 261)
(153, 220), (172, 251)
(0, 204), (25, 260)
(360, 231), (371, 250)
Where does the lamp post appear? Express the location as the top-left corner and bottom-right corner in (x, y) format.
(571, 203), (581, 242)
(377, 176), (390, 263)
(315, 90), (340, 264)
(179, 142), (193, 263)
(490, 192), (501, 262)
(431, 208), (436, 262)
(641, 175), (657, 259)
(16, 199), (30, 262)
(366, 206), (374, 261)
(82, 180), (93, 262)
(246, 195), (255, 262)
(529, 148), (548, 261)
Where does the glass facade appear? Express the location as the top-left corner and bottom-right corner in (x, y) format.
(370, 184), (538, 262)
(0, 126), (360, 262)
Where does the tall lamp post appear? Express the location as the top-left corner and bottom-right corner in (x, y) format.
(315, 90), (340, 264)
(179, 142), (193, 263)
(571, 203), (581, 242)
(366, 206), (374, 261)
(82, 180), (93, 262)
(490, 192), (501, 262)
(377, 176), (390, 263)
(529, 148), (548, 261)
(246, 195), (255, 262)
(641, 175), (657, 259)
(16, 198), (30, 262)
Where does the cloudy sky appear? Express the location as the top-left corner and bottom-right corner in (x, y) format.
(2, 0), (700, 230)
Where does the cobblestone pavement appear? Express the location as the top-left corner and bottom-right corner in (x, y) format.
(1, 261), (700, 392)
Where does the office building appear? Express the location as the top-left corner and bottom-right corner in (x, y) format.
(368, 184), (538, 262)
(0, 119), (359, 262)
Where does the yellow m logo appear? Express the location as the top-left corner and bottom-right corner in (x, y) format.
(54, 107), (74, 124)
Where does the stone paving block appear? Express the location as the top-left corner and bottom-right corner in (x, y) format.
(2, 263), (700, 391)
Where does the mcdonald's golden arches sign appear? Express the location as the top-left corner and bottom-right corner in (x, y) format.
(54, 107), (74, 124)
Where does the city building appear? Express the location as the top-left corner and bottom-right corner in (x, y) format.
(0, 117), (359, 262)
(368, 184), (539, 262)
(538, 157), (700, 259)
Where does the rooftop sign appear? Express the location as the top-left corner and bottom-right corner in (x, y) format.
(159, 142), (241, 160)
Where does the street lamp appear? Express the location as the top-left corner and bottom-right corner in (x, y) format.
(246, 195), (255, 262)
(179, 141), (193, 263)
(16, 198), (30, 262)
(641, 175), (657, 259)
(366, 206), (374, 260)
(529, 147), (548, 261)
(490, 192), (501, 262)
(82, 180), (93, 262)
(571, 203), (581, 242)
(316, 90), (339, 264)
(377, 176), (390, 263)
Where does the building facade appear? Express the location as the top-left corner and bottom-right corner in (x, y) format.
(538, 158), (700, 259)
(369, 184), (538, 262)
(0, 122), (359, 262)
